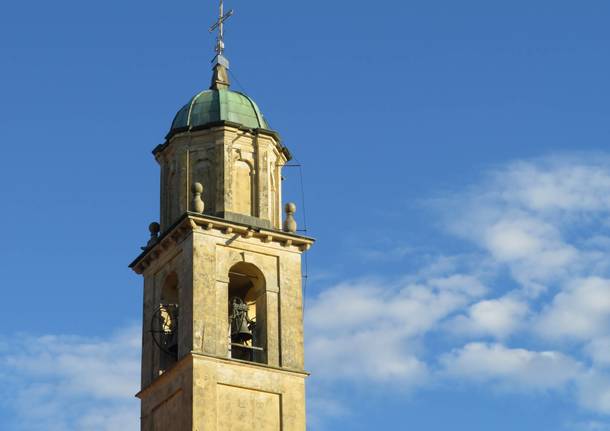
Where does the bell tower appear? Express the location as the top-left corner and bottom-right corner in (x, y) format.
(130, 4), (313, 430)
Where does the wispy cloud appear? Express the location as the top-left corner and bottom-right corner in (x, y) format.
(356, 244), (414, 262)
(0, 325), (140, 431)
(448, 295), (530, 338)
(441, 154), (610, 295)
(439, 342), (583, 391)
(537, 277), (610, 341)
(307, 153), (610, 426)
(306, 273), (486, 385)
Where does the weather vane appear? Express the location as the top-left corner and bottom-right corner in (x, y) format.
(209, 0), (234, 67)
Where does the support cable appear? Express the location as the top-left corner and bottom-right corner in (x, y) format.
(228, 69), (248, 94)
(283, 161), (310, 313)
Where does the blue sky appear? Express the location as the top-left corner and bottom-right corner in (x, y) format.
(1, 0), (610, 430)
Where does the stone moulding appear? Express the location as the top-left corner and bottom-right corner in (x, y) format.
(154, 121), (291, 162)
(129, 212), (315, 275)
(135, 351), (309, 400)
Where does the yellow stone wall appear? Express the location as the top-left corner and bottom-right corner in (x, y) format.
(193, 355), (306, 431)
(156, 127), (286, 232)
(139, 358), (193, 431)
(138, 353), (306, 431)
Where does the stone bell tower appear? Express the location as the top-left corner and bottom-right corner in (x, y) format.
(129, 5), (313, 430)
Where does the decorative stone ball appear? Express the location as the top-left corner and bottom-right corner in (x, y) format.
(285, 202), (296, 214)
(149, 222), (161, 235)
(283, 202), (298, 233)
(192, 182), (203, 194)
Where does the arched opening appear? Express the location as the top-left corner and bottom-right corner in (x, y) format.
(228, 262), (267, 364)
(155, 272), (179, 372)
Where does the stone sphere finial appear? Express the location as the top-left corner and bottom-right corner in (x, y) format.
(149, 222), (160, 235)
(191, 182), (205, 213)
(147, 222), (161, 247)
(283, 202), (297, 233)
(192, 182), (203, 194)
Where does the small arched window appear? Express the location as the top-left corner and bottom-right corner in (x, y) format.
(154, 272), (179, 373)
(227, 263), (266, 364)
(232, 159), (253, 216)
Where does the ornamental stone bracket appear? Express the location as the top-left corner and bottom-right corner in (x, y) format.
(129, 212), (315, 275)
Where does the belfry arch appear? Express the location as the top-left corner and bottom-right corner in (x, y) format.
(157, 271), (179, 373)
(227, 262), (267, 364)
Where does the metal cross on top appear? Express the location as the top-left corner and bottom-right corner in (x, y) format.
(209, 0), (234, 63)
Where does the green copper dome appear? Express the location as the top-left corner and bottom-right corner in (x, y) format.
(169, 89), (269, 137)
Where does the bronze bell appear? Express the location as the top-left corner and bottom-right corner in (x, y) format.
(230, 297), (252, 343)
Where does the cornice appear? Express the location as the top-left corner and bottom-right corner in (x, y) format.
(135, 351), (308, 399)
(129, 213), (315, 274)
(153, 122), (289, 161)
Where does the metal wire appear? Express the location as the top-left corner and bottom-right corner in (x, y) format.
(228, 69), (249, 94)
(281, 163), (308, 233)
(281, 161), (310, 313)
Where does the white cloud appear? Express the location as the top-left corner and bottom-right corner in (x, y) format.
(307, 330), (428, 383)
(483, 215), (559, 261)
(306, 274), (486, 384)
(482, 214), (578, 288)
(307, 392), (350, 431)
(357, 244), (413, 262)
(307, 275), (487, 339)
(432, 156), (610, 417)
(537, 277), (610, 341)
(585, 337), (610, 367)
(441, 156), (610, 296)
(440, 342), (583, 391)
(498, 158), (610, 213)
(449, 295), (529, 338)
(0, 325), (140, 431)
(579, 372), (610, 415)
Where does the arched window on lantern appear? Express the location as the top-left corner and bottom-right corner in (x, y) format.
(232, 158), (254, 216)
(227, 262), (266, 364)
(152, 272), (179, 373)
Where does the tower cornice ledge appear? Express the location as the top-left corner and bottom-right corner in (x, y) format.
(153, 121), (291, 161)
(135, 351), (309, 400)
(129, 213), (315, 274)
